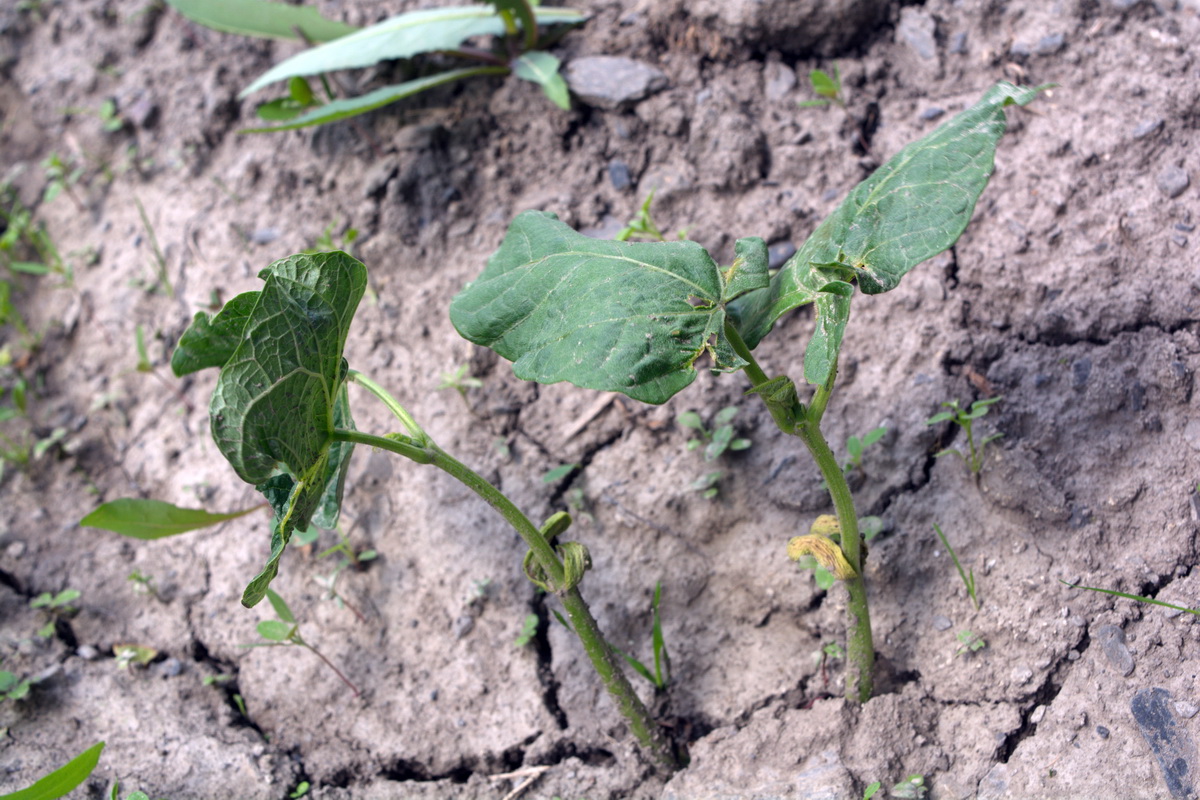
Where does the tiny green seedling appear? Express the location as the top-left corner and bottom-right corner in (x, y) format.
(41, 152), (85, 208)
(30, 588), (80, 638)
(134, 197), (174, 298)
(166, 0), (585, 133)
(542, 463), (579, 484)
(113, 643), (158, 669)
(843, 426), (887, 475)
(891, 774), (928, 799)
(955, 630), (986, 656)
(438, 364), (483, 400)
(127, 569), (158, 598)
(798, 64), (845, 109)
(242, 589), (360, 696)
(289, 781), (312, 799)
(933, 523), (979, 611)
(678, 406), (751, 499)
(514, 613), (539, 648)
(305, 219), (359, 256)
(862, 781), (882, 800)
(613, 581), (672, 690)
(0, 669), (40, 702)
(615, 190), (688, 243)
(309, 530), (375, 624)
(1059, 580), (1200, 617)
(925, 396), (1004, 474)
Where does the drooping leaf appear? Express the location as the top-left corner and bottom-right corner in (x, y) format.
(450, 211), (768, 404)
(207, 252), (366, 606)
(733, 82), (1048, 385)
(165, 0), (356, 42)
(0, 741), (104, 800)
(513, 51), (570, 109)
(239, 68), (503, 134)
(80, 499), (261, 540)
(266, 588), (296, 624)
(171, 291), (259, 376)
(240, 5), (585, 96)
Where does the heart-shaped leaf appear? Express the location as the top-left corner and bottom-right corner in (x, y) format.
(181, 252), (365, 606)
(732, 82), (1048, 385)
(450, 211), (768, 404)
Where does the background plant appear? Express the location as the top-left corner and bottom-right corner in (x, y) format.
(933, 523), (979, 610)
(677, 406), (751, 499)
(166, 0), (586, 133)
(450, 83), (1047, 703)
(925, 396), (1004, 474)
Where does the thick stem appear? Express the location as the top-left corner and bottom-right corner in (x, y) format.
(795, 421), (874, 702)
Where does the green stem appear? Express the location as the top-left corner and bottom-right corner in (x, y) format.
(346, 370), (426, 442)
(723, 320), (798, 434)
(808, 358), (837, 424)
(334, 381), (680, 770)
(795, 420), (874, 702)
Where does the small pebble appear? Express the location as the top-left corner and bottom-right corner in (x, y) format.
(1035, 33), (1066, 55)
(920, 107), (945, 121)
(1176, 701), (1199, 719)
(251, 228), (280, 245)
(1157, 166), (1190, 199)
(5, 540), (26, 558)
(1012, 667), (1034, 685)
(156, 657), (184, 678)
(608, 160), (632, 191)
(768, 241), (796, 269)
(1033, 373), (1053, 388)
(1030, 705), (1047, 724)
(1097, 725), (1110, 739)
(1072, 357), (1092, 389)
(1133, 119), (1164, 139)
(430, 690), (438, 702)
(452, 614), (475, 640)
(932, 615), (953, 632)
(1009, 41), (1032, 59)
(1171, 235), (1188, 248)
(1096, 624), (1135, 676)
(949, 32), (968, 54)
(76, 644), (100, 661)
(1176, 222), (1196, 232)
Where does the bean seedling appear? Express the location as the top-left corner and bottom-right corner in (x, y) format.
(842, 425), (887, 475)
(933, 523), (979, 610)
(242, 589), (360, 697)
(452, 83), (1047, 704)
(925, 396), (1004, 474)
(30, 588), (80, 638)
(955, 630), (986, 656)
(798, 64), (845, 109)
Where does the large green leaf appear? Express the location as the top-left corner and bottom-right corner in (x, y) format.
(239, 68), (503, 134)
(203, 252), (366, 606)
(80, 499), (261, 540)
(450, 211), (768, 404)
(165, 0), (356, 42)
(732, 82), (1047, 385)
(0, 741), (104, 800)
(241, 5), (585, 96)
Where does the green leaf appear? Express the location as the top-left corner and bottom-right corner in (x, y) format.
(165, 0), (356, 42)
(542, 463), (577, 483)
(240, 6), (585, 96)
(257, 620), (293, 641)
(80, 499), (261, 540)
(266, 588), (295, 624)
(676, 411), (703, 430)
(450, 211), (769, 404)
(254, 97), (310, 122)
(311, 383), (355, 530)
(0, 741), (104, 800)
(239, 68), (502, 133)
(206, 252), (366, 606)
(809, 68), (838, 99)
(513, 51), (570, 109)
(9, 261), (51, 275)
(732, 82), (1048, 385)
(171, 291), (260, 377)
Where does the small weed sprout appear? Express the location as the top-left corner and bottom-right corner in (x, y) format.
(243, 589), (360, 696)
(127, 569), (158, 598)
(1, 669), (40, 701)
(798, 64), (845, 109)
(925, 396), (1004, 474)
(41, 152), (85, 208)
(843, 426), (887, 475)
(678, 406), (751, 499)
(514, 613), (539, 647)
(615, 190), (688, 243)
(955, 630), (986, 656)
(613, 581), (671, 690)
(542, 463), (579, 484)
(133, 197), (174, 298)
(30, 588), (80, 638)
(438, 364), (483, 400)
(891, 774), (928, 799)
(933, 523), (979, 610)
(305, 219), (359, 256)
(113, 643), (157, 669)
(862, 781), (882, 800)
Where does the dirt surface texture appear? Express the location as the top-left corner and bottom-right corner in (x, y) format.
(2, 0), (1199, 798)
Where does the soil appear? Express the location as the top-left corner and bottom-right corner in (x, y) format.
(1, 1), (1198, 798)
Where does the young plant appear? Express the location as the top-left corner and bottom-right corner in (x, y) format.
(242, 589), (360, 697)
(166, 0), (586, 133)
(925, 396), (1004, 474)
(891, 774), (928, 800)
(843, 425), (887, 475)
(514, 613), (539, 648)
(798, 64), (844, 109)
(438, 364), (483, 400)
(615, 190), (688, 243)
(450, 83), (1047, 702)
(1059, 580), (1200, 617)
(41, 152), (85, 209)
(933, 523), (979, 611)
(83, 252), (681, 769)
(30, 588), (81, 638)
(0, 669), (40, 702)
(955, 630), (986, 656)
(677, 406), (751, 499)
(614, 581), (671, 690)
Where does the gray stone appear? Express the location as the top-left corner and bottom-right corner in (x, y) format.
(768, 241), (796, 269)
(1010, 41), (1032, 59)
(897, 7), (938, 61)
(932, 614), (953, 632)
(1176, 701), (1200, 719)
(1036, 33), (1066, 55)
(949, 31), (968, 54)
(564, 57), (667, 110)
(920, 106), (945, 121)
(1096, 624), (1135, 676)
(1133, 118), (1164, 139)
(1157, 165), (1191, 198)
(452, 614), (475, 640)
(608, 160), (632, 191)
(763, 60), (797, 102)
(1072, 356), (1092, 389)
